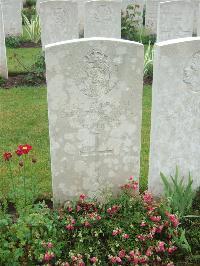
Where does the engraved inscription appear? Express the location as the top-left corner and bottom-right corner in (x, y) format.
(78, 49), (118, 98)
(60, 100), (122, 133)
(183, 51), (200, 92)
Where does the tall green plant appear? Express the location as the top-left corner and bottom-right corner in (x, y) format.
(23, 14), (41, 44)
(160, 167), (195, 217)
(144, 42), (154, 79)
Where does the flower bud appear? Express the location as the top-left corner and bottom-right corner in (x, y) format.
(19, 160), (24, 167)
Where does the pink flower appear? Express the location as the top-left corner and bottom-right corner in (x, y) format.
(146, 247), (153, 257)
(90, 257), (98, 263)
(155, 241), (165, 252)
(118, 250), (126, 258)
(107, 205), (120, 215)
(140, 221), (147, 227)
(168, 246), (177, 254)
(67, 207), (73, 212)
(79, 194), (87, 201)
(77, 205), (82, 212)
(137, 234), (146, 241)
(84, 221), (91, 227)
(66, 224), (74, 230)
(132, 181), (139, 190)
(129, 176), (134, 180)
(166, 212), (180, 227)
(47, 242), (53, 249)
(129, 251), (135, 257)
(143, 191), (153, 203)
(150, 216), (161, 222)
(112, 228), (122, 236)
(139, 256), (148, 263)
(44, 252), (55, 261)
(122, 233), (129, 239)
(78, 262), (85, 266)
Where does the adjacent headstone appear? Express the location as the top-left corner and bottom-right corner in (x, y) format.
(149, 37), (200, 196)
(84, 0), (121, 38)
(122, 0), (144, 26)
(0, 3), (8, 79)
(75, 0), (88, 37)
(193, 0), (200, 35)
(157, 1), (194, 42)
(40, 0), (79, 48)
(45, 38), (144, 204)
(197, 3), (200, 36)
(1, 0), (22, 36)
(145, 0), (168, 34)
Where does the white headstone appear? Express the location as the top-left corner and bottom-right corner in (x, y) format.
(74, 0), (88, 37)
(84, 0), (121, 38)
(40, 0), (79, 48)
(145, 0), (168, 34)
(0, 3), (8, 79)
(197, 3), (200, 36)
(1, 0), (22, 36)
(121, 0), (144, 26)
(157, 1), (194, 42)
(149, 37), (200, 196)
(45, 38), (144, 204)
(193, 0), (200, 35)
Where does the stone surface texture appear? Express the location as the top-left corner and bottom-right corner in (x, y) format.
(0, 3), (8, 79)
(40, 0), (79, 48)
(45, 38), (144, 204)
(157, 0), (194, 42)
(197, 3), (200, 36)
(148, 37), (200, 196)
(84, 0), (121, 38)
(1, 0), (22, 36)
(145, 0), (170, 34)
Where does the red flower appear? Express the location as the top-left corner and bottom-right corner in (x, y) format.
(15, 149), (23, 156)
(17, 144), (32, 154)
(3, 152), (12, 161)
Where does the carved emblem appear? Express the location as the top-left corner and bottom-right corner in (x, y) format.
(78, 49), (118, 98)
(183, 51), (200, 92)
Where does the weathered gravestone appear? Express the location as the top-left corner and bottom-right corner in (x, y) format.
(149, 37), (200, 196)
(1, 0), (22, 36)
(45, 38), (144, 204)
(121, 0), (144, 26)
(0, 3), (8, 79)
(145, 0), (169, 34)
(157, 0), (194, 42)
(84, 0), (121, 38)
(40, 0), (79, 48)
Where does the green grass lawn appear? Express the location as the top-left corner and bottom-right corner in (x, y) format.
(7, 47), (42, 74)
(0, 85), (151, 198)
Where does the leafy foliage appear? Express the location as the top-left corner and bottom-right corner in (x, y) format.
(160, 168), (196, 217)
(5, 36), (22, 48)
(144, 42), (154, 80)
(121, 4), (142, 41)
(22, 14), (41, 44)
